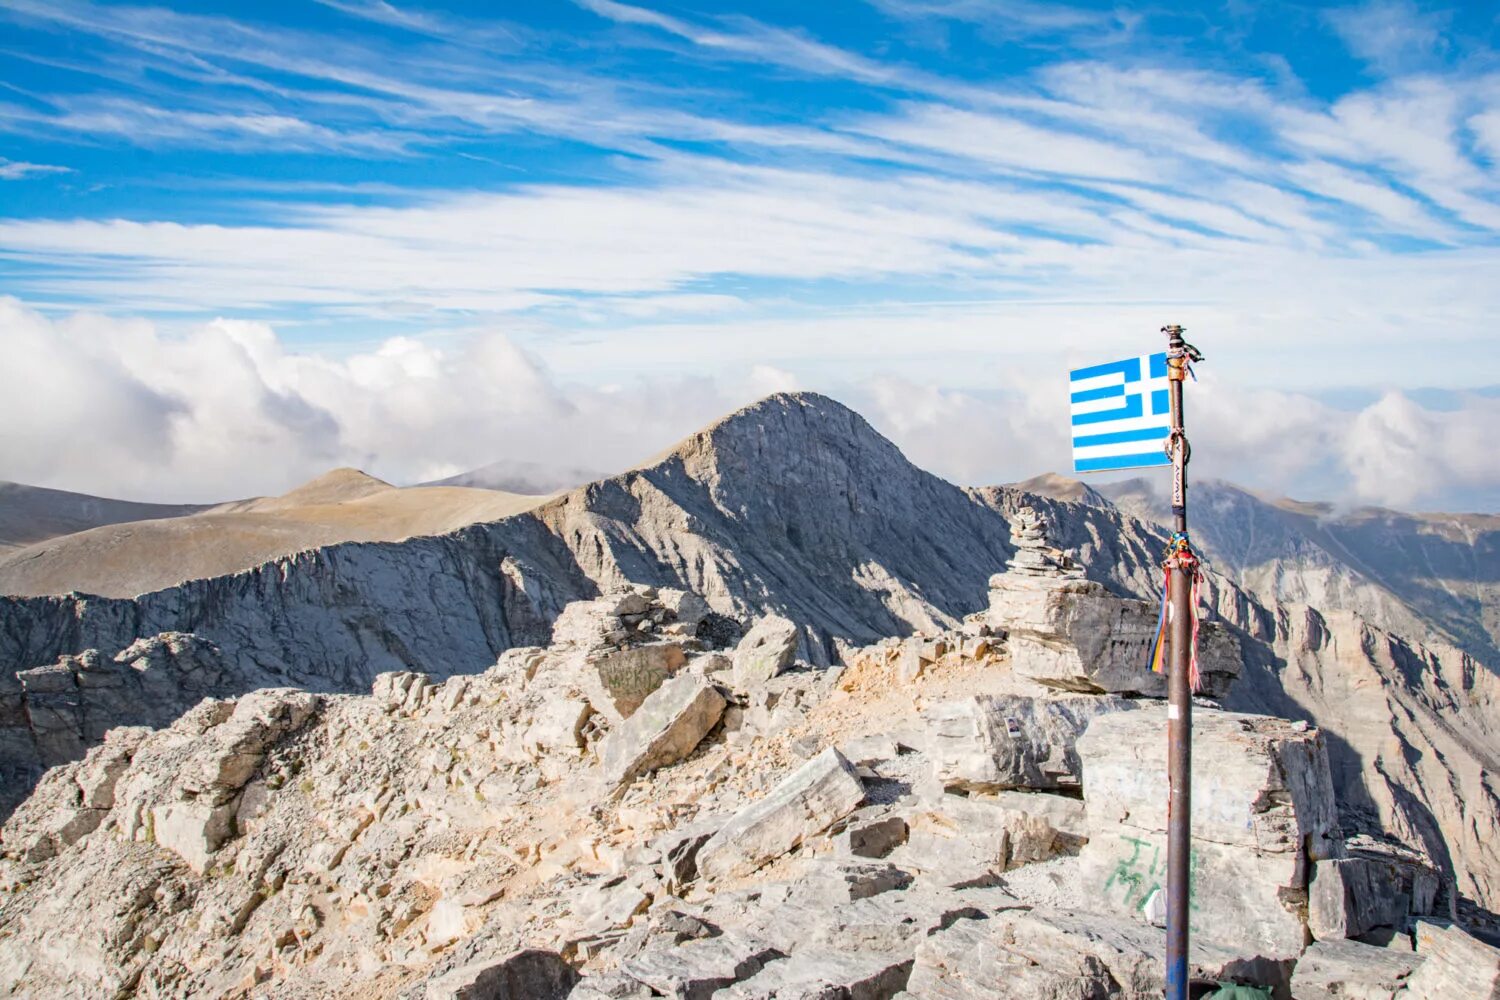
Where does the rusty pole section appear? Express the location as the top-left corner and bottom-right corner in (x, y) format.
(1163, 323), (1193, 1000)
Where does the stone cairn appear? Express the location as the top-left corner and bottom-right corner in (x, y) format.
(1005, 506), (1084, 579)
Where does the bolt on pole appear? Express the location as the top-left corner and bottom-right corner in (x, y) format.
(1163, 323), (1193, 1000)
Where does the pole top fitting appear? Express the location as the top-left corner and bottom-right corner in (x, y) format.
(1162, 324), (1204, 364)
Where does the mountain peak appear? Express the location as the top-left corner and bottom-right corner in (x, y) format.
(261, 468), (392, 510)
(669, 392), (901, 470)
(1010, 472), (1111, 508)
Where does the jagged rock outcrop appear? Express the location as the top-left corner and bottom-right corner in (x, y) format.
(3, 590), (1498, 999)
(1219, 600), (1500, 927)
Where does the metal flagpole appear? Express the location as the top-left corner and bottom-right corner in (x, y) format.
(1162, 323), (1199, 1000)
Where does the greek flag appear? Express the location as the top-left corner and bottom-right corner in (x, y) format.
(1070, 352), (1172, 473)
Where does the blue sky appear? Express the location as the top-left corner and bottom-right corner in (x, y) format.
(1, 1), (1498, 507)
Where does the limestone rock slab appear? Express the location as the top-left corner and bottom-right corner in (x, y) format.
(1289, 938), (1419, 1000)
(582, 642), (690, 721)
(1401, 920), (1500, 999)
(986, 572), (1240, 700)
(720, 949), (913, 999)
(697, 748), (864, 881)
(598, 673), (726, 789)
(622, 933), (782, 1000)
(1077, 708), (1343, 960)
(1079, 708), (1341, 857)
(1309, 857), (1406, 940)
(925, 693), (1137, 792)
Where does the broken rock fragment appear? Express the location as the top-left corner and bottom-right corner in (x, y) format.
(622, 932), (782, 1000)
(582, 643), (691, 721)
(1401, 920), (1500, 999)
(719, 949), (914, 999)
(1308, 856), (1407, 940)
(598, 673), (726, 789)
(696, 747), (864, 881)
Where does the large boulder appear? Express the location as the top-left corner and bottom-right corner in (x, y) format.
(924, 693), (1137, 792)
(985, 570), (1240, 700)
(732, 616), (801, 689)
(598, 673), (726, 789)
(1076, 708), (1343, 960)
(697, 748), (864, 881)
(581, 643), (691, 721)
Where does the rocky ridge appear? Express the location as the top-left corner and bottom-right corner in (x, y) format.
(5, 535), (1496, 1000)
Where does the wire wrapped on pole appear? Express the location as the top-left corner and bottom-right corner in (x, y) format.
(1148, 531), (1203, 693)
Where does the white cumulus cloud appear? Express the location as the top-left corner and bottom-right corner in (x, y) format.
(3, 298), (1496, 512)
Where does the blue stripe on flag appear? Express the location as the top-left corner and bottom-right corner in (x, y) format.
(1070, 384), (1125, 404)
(1072, 426), (1169, 448)
(1070, 357), (1140, 382)
(1074, 451), (1172, 472)
(1152, 388), (1170, 415)
(1071, 394), (1142, 426)
(1149, 353), (1168, 379)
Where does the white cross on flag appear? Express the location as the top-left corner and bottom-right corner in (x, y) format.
(1070, 352), (1172, 473)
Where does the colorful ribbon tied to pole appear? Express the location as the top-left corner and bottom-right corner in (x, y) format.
(1148, 531), (1203, 692)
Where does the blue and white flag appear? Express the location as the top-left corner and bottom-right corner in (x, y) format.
(1070, 352), (1172, 473)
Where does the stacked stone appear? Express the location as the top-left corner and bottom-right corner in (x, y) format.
(1005, 506), (1084, 579)
(986, 507), (1240, 699)
(550, 584), (713, 655)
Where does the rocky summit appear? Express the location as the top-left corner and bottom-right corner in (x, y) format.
(1, 392), (1499, 999)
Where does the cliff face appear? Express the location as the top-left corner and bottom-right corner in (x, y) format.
(1102, 477), (1500, 668)
(0, 391), (1497, 925)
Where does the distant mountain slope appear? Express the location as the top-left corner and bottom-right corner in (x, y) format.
(0, 481), (214, 553)
(1099, 477), (1500, 667)
(424, 458), (603, 495)
(0, 394), (1161, 683)
(0, 469), (547, 598)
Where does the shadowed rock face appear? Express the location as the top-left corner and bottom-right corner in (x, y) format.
(0, 391), (1497, 929)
